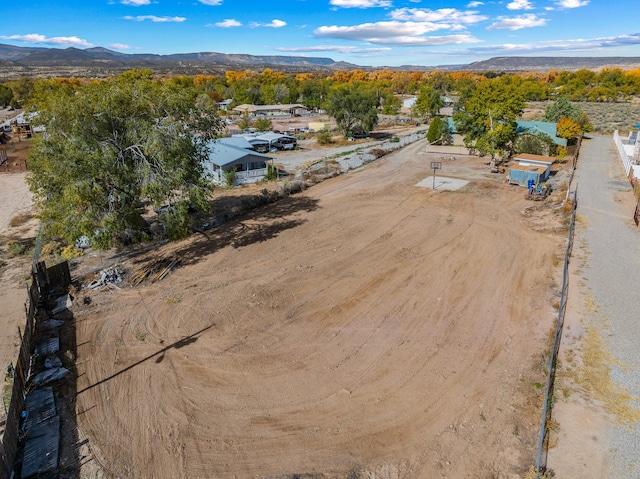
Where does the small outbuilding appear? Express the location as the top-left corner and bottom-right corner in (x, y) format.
(508, 164), (548, 187)
(509, 153), (556, 186)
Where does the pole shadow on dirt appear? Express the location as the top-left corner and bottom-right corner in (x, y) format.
(76, 322), (215, 396)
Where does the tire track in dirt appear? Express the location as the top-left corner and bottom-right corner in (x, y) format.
(73, 145), (563, 478)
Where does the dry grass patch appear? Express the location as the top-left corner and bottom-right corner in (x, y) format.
(525, 465), (555, 479)
(8, 212), (33, 228)
(574, 326), (640, 426)
(562, 200), (574, 214)
(583, 293), (599, 313)
(575, 214), (587, 226)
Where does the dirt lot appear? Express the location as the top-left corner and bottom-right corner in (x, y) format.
(66, 139), (569, 479)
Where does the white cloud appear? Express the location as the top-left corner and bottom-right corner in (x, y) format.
(265, 19), (287, 28)
(277, 45), (391, 54)
(329, 0), (392, 8)
(390, 8), (488, 25)
(0, 33), (94, 47)
(467, 1), (484, 6)
(124, 15), (186, 22)
(595, 31), (640, 47)
(250, 19), (287, 28)
(316, 22), (446, 39)
(198, 0), (223, 5)
(315, 23), (480, 45)
(110, 43), (132, 49)
(434, 32), (640, 57)
(445, 32), (640, 57)
(120, 0), (150, 5)
(487, 14), (546, 30)
(210, 19), (241, 27)
(556, 0), (588, 7)
(507, 0), (534, 10)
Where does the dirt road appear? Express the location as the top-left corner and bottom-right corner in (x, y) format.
(73, 139), (567, 478)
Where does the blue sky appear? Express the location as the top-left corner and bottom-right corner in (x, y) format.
(4, 0), (640, 67)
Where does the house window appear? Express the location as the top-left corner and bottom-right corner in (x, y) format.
(250, 161), (266, 170)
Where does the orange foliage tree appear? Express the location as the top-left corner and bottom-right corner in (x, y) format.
(556, 117), (583, 139)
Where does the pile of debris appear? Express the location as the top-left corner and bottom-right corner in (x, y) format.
(86, 265), (125, 290)
(129, 256), (181, 286)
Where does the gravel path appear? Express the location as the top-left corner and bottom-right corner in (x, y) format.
(573, 134), (640, 477)
(271, 126), (427, 172)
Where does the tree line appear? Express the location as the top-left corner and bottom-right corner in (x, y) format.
(1, 66), (614, 252)
(4, 67), (640, 111)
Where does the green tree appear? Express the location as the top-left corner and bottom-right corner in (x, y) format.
(8, 76), (35, 107)
(513, 132), (557, 156)
(273, 83), (290, 104)
(380, 90), (401, 115)
(543, 95), (583, 123)
(453, 79), (525, 165)
(425, 71), (453, 93)
(27, 69), (223, 250)
(299, 78), (330, 109)
(254, 117), (273, 132)
(238, 112), (254, 130)
(544, 95), (593, 132)
(325, 82), (379, 138)
(426, 117), (452, 145)
(0, 84), (13, 107)
(413, 85), (444, 119)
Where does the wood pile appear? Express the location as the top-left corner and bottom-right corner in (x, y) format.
(129, 257), (181, 286)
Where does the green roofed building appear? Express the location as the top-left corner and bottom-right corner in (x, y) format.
(515, 121), (567, 147)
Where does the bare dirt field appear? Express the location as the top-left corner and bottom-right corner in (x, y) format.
(68, 139), (569, 479)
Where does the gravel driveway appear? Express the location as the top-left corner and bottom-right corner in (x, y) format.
(559, 134), (640, 477)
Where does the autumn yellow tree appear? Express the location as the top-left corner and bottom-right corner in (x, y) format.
(556, 117), (583, 140)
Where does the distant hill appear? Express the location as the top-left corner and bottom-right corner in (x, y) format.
(0, 43), (356, 76)
(1, 44), (640, 78)
(462, 56), (640, 72)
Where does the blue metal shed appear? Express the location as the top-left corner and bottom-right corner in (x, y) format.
(509, 164), (547, 186)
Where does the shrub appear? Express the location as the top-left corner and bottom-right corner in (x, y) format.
(7, 240), (28, 256)
(265, 163), (277, 181)
(557, 146), (568, 158)
(61, 244), (83, 260)
(223, 169), (237, 187)
(370, 148), (387, 159)
(162, 205), (191, 241)
(40, 241), (63, 258)
(316, 131), (333, 145)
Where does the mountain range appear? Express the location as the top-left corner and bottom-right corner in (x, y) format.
(2, 43), (640, 78)
(0, 44), (355, 75)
